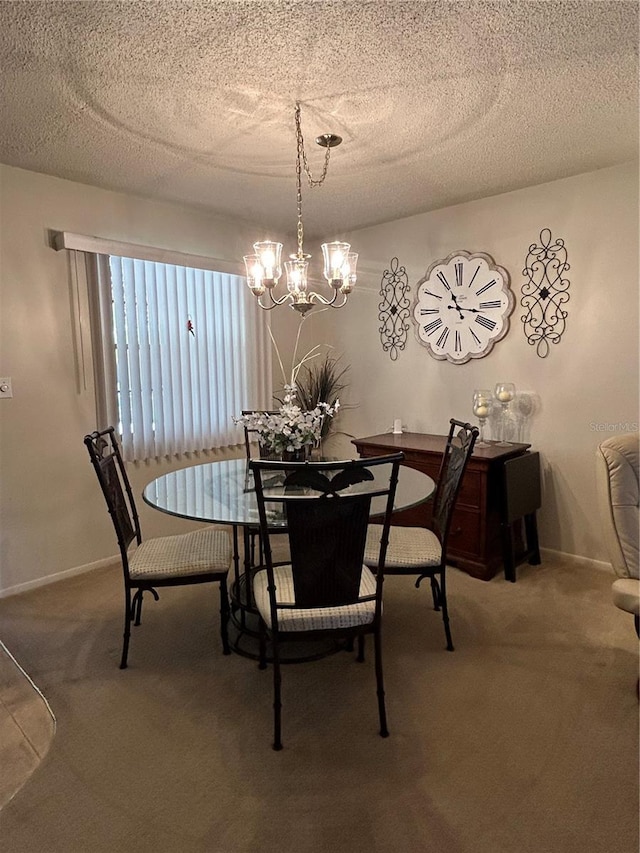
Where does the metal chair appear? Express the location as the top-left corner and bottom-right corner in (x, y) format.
(84, 427), (231, 669)
(242, 410), (284, 568)
(250, 453), (403, 750)
(242, 409), (280, 461)
(364, 419), (479, 651)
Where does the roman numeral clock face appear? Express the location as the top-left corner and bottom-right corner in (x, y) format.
(412, 251), (514, 364)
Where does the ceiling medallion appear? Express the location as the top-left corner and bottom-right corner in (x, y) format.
(243, 102), (357, 315)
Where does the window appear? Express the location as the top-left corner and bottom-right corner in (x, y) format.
(90, 252), (272, 462)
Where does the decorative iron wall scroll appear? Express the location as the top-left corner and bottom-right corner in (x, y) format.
(521, 228), (570, 358)
(378, 257), (411, 360)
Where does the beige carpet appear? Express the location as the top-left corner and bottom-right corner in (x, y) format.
(0, 553), (637, 853)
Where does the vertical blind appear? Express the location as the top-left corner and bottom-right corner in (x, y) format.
(101, 256), (271, 462)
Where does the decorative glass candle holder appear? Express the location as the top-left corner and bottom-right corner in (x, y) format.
(472, 389), (492, 447)
(495, 382), (516, 446)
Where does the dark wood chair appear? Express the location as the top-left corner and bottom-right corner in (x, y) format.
(242, 410), (284, 568)
(364, 419), (479, 651)
(250, 453), (403, 750)
(242, 409), (280, 461)
(84, 427), (231, 669)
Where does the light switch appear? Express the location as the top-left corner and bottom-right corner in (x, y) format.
(0, 377), (13, 398)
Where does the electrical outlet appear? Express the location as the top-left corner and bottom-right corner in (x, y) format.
(0, 377), (13, 398)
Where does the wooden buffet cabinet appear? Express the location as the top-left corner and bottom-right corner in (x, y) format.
(352, 432), (533, 582)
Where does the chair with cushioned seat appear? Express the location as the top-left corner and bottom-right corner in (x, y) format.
(364, 419), (478, 651)
(85, 427), (232, 669)
(242, 410), (282, 568)
(595, 432), (640, 644)
(250, 453), (403, 750)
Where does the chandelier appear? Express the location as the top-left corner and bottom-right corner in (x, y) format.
(244, 102), (357, 315)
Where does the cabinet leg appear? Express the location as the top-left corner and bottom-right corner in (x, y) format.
(525, 513), (541, 565)
(501, 524), (516, 583)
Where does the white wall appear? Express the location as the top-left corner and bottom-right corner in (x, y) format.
(304, 162), (639, 562)
(0, 162), (637, 595)
(0, 165), (268, 595)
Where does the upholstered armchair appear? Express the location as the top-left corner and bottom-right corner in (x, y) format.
(595, 432), (639, 637)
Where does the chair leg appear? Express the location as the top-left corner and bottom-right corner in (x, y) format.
(374, 626), (389, 738)
(218, 578), (231, 655)
(120, 589), (133, 669)
(439, 569), (454, 652)
(429, 575), (441, 610)
(416, 572), (441, 610)
(258, 620), (268, 670)
(132, 587), (159, 626)
(133, 589), (144, 626)
(271, 637), (283, 751)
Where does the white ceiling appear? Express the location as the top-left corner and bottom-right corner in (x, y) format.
(1, 1), (638, 241)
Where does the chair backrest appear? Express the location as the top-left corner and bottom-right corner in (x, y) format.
(431, 419), (479, 546)
(250, 454), (403, 620)
(84, 427), (142, 561)
(596, 432), (639, 580)
(242, 410), (280, 460)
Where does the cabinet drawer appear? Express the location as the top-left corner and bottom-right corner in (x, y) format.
(447, 508), (482, 558)
(457, 470), (481, 508)
(401, 449), (439, 470)
(398, 452), (481, 510)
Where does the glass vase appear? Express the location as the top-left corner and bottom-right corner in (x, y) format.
(495, 382), (516, 446)
(472, 389), (492, 447)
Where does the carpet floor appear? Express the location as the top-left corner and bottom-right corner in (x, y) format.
(0, 553), (637, 853)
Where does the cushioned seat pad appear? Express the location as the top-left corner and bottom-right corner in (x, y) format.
(129, 528), (231, 579)
(253, 564), (377, 631)
(364, 524), (442, 569)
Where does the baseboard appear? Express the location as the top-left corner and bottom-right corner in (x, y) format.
(0, 546), (613, 599)
(540, 547), (612, 574)
(0, 556), (118, 600)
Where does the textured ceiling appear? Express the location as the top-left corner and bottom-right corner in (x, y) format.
(0, 1), (638, 240)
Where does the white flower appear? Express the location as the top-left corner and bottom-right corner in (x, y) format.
(234, 386), (339, 455)
(234, 318), (342, 455)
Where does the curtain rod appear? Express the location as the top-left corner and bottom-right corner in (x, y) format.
(52, 231), (242, 276)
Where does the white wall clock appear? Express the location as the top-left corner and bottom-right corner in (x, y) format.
(412, 250), (514, 364)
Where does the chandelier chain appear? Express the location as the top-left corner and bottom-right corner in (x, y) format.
(294, 102), (332, 258)
(295, 102), (332, 188)
(244, 102), (355, 315)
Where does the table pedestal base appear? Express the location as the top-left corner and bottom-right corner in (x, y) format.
(229, 598), (347, 663)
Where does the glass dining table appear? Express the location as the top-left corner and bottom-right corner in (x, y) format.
(142, 456), (435, 658)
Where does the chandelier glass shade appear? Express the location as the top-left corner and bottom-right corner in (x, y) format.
(244, 103), (357, 315)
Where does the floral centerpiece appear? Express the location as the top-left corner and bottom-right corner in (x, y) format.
(234, 319), (341, 460)
(236, 385), (339, 459)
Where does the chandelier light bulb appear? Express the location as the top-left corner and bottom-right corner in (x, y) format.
(322, 241), (351, 289)
(340, 252), (358, 294)
(253, 241), (283, 287)
(285, 258), (309, 295)
(243, 254), (266, 296)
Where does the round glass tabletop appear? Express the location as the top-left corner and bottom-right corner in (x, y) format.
(142, 456), (434, 527)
